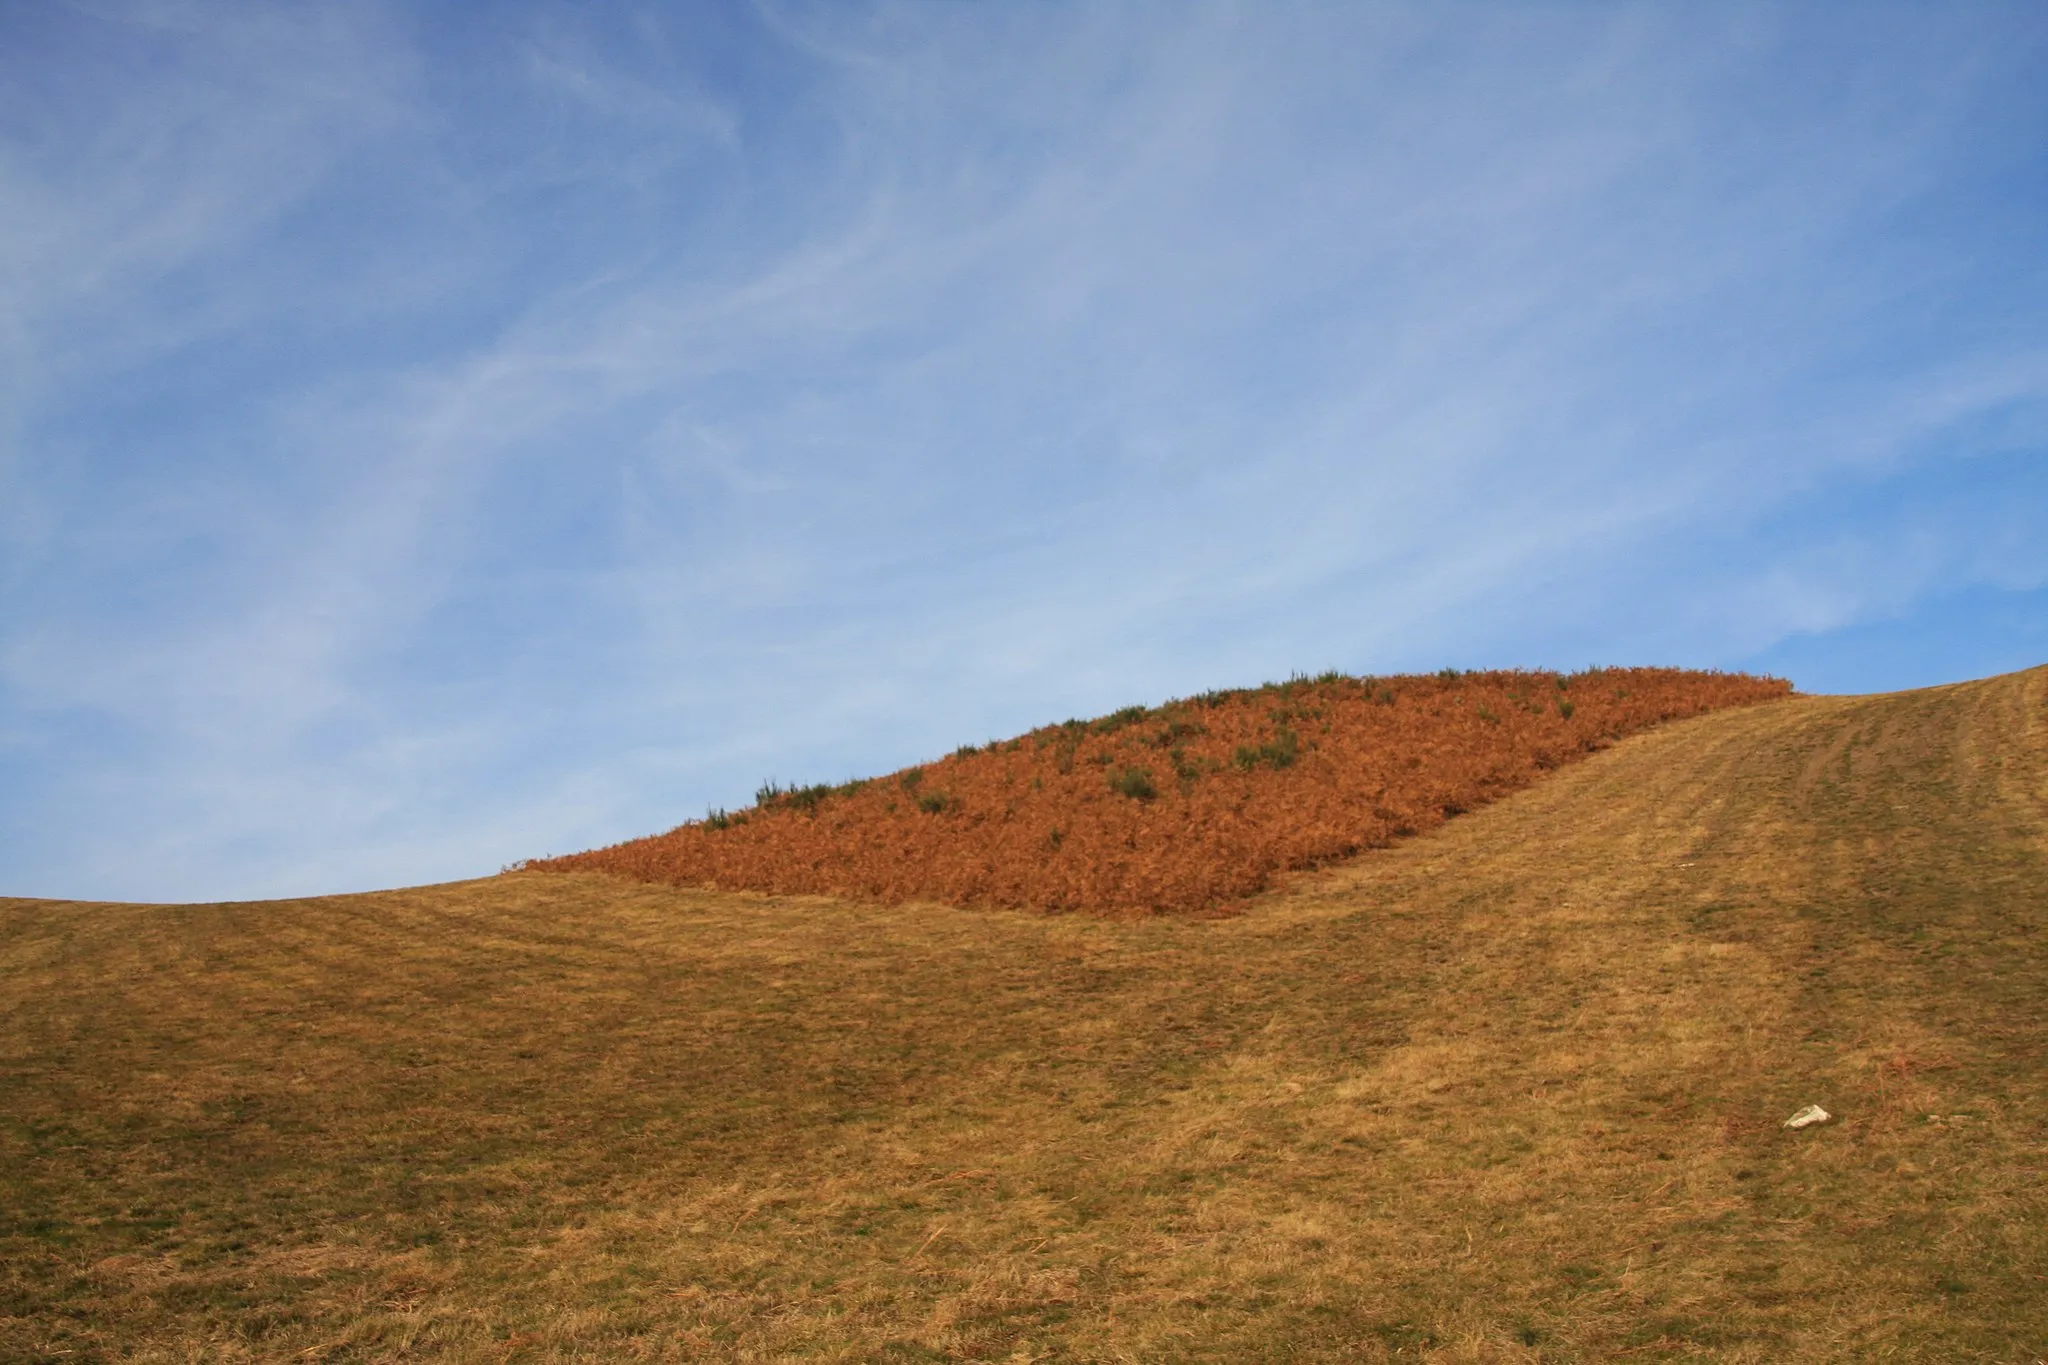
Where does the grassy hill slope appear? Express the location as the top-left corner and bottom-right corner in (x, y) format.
(3, 666), (2044, 1361)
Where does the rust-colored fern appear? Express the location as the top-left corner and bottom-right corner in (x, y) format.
(526, 668), (1791, 915)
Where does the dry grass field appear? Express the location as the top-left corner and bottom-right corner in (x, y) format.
(3, 665), (2045, 1361)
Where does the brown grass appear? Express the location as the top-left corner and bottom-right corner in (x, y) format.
(3, 664), (2044, 1361)
(527, 667), (1791, 914)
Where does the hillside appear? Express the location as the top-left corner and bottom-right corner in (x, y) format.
(3, 665), (2044, 1361)
(529, 667), (1790, 914)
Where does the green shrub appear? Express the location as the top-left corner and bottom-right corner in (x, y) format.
(1093, 705), (1151, 735)
(752, 781), (841, 816)
(1110, 766), (1158, 801)
(786, 783), (834, 814)
(1234, 727), (1301, 770)
(1153, 719), (1209, 746)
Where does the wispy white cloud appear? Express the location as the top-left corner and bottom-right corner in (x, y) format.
(2, 1), (2044, 899)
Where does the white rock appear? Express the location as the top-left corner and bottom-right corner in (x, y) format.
(1783, 1104), (1831, 1129)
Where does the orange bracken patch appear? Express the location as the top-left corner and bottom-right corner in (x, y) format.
(526, 668), (1791, 915)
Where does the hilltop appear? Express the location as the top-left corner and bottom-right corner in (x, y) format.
(2, 665), (2043, 1360)
(529, 667), (1790, 914)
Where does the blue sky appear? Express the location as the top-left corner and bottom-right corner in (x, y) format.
(3, 2), (2045, 902)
